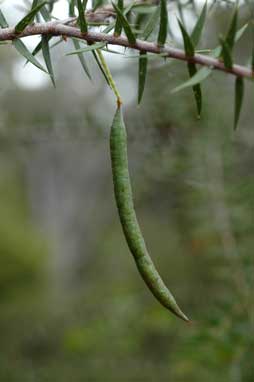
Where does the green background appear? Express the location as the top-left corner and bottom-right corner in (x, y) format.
(0, 2), (253, 381)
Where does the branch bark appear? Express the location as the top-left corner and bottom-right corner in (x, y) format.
(0, 20), (253, 80)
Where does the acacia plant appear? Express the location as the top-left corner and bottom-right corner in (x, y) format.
(0, 0), (253, 322)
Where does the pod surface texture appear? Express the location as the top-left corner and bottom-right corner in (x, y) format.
(110, 106), (189, 322)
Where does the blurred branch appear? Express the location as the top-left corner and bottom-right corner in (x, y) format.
(0, 19), (253, 80)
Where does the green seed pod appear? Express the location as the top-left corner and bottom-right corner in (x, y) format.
(110, 106), (190, 322)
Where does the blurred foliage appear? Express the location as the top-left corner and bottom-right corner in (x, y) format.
(0, 1), (254, 381)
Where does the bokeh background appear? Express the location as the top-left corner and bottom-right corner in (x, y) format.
(0, 0), (253, 381)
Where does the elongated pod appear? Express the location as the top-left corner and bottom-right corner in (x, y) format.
(110, 106), (189, 322)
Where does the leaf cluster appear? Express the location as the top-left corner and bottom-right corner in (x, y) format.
(0, 1), (253, 128)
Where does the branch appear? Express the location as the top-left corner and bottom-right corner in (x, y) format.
(0, 20), (253, 80)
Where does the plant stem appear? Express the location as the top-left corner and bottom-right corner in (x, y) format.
(0, 22), (253, 80)
(96, 48), (122, 106)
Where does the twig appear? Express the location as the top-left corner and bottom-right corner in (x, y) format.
(0, 20), (253, 80)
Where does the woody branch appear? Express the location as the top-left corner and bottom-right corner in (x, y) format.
(0, 19), (253, 80)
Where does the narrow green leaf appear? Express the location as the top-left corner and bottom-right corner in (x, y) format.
(157, 0), (168, 46)
(234, 76), (244, 130)
(188, 63), (202, 117)
(66, 41), (106, 55)
(15, 1), (48, 33)
(211, 46), (222, 59)
(77, 0), (88, 34)
(171, 66), (212, 93)
(31, 0), (41, 22)
(24, 36), (56, 66)
(178, 19), (201, 116)
(32, 0), (51, 21)
(208, 23), (247, 61)
(191, 1), (207, 47)
(103, 1), (135, 34)
(39, 4), (51, 21)
(72, 38), (92, 80)
(32, 39), (43, 57)
(41, 35), (56, 87)
(193, 21), (246, 68)
(13, 38), (48, 73)
(92, 50), (110, 86)
(69, 0), (75, 16)
(132, 4), (156, 14)
(114, 0), (123, 36)
(235, 23), (248, 43)
(251, 22), (254, 73)
(124, 52), (167, 60)
(142, 6), (160, 40)
(178, 19), (195, 56)
(102, 47), (124, 55)
(112, 2), (136, 45)
(48, 0), (55, 12)
(138, 51), (147, 104)
(0, 9), (9, 28)
(32, 0), (39, 7)
(220, 37), (233, 69)
(225, 7), (238, 52)
(92, 0), (103, 11)
(50, 37), (65, 50)
(24, 39), (42, 66)
(177, 2), (185, 26)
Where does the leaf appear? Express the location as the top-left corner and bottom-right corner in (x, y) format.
(15, 1), (48, 33)
(124, 52), (167, 59)
(220, 37), (233, 69)
(114, 0), (123, 37)
(138, 51), (147, 104)
(41, 35), (56, 87)
(102, 47), (124, 55)
(235, 23), (248, 43)
(132, 4), (156, 14)
(191, 1), (207, 47)
(31, 0), (51, 21)
(24, 36), (56, 67)
(142, 6), (160, 40)
(77, 0), (88, 34)
(178, 19), (194, 56)
(0, 9), (9, 28)
(171, 66), (212, 93)
(103, 1), (135, 34)
(188, 63), (202, 117)
(225, 7), (238, 52)
(48, 0), (55, 12)
(92, 0), (103, 11)
(92, 50), (110, 86)
(208, 24), (247, 61)
(211, 45), (221, 59)
(252, 22), (254, 73)
(157, 0), (168, 46)
(31, 0), (42, 22)
(72, 38), (92, 80)
(13, 38), (48, 73)
(32, 0), (40, 8)
(39, 4), (51, 21)
(178, 19), (201, 116)
(234, 76), (244, 130)
(177, 2), (185, 26)
(50, 37), (64, 50)
(204, 22), (248, 68)
(112, 2), (136, 45)
(66, 41), (106, 55)
(69, 0), (75, 16)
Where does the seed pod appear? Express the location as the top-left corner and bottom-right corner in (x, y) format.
(110, 106), (189, 322)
